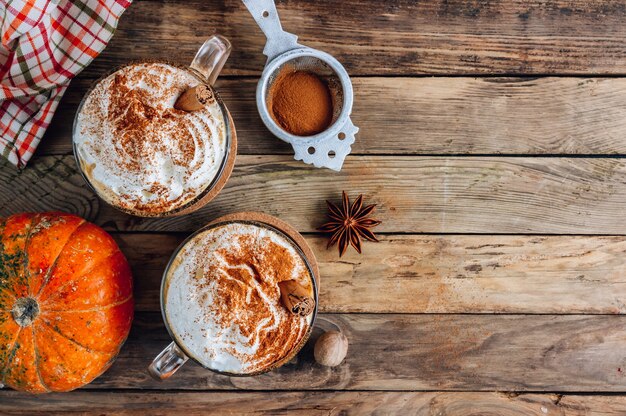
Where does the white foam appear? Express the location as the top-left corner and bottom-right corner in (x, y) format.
(74, 63), (226, 214)
(163, 223), (313, 374)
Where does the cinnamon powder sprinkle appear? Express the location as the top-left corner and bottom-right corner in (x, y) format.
(165, 223), (314, 374)
(208, 233), (311, 371)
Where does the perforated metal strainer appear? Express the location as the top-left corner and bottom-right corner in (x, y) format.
(243, 0), (358, 171)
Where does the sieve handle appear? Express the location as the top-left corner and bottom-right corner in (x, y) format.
(242, 0), (301, 62)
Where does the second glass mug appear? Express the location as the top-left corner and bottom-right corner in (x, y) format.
(72, 35), (238, 218)
(148, 213), (320, 380)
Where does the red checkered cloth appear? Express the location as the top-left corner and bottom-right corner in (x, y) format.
(0, 0), (131, 168)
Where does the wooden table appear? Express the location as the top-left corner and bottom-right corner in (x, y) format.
(2, 0), (626, 414)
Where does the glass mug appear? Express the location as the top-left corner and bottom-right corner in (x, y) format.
(72, 35), (238, 218)
(148, 212), (319, 379)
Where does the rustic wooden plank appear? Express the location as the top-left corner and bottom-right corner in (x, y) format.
(119, 233), (626, 314)
(81, 0), (626, 77)
(38, 77), (626, 156)
(2, 391), (626, 415)
(32, 312), (624, 391)
(2, 155), (626, 234)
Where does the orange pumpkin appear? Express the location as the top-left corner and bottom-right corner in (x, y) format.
(0, 212), (133, 393)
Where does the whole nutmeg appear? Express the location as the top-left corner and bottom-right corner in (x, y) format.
(314, 331), (348, 367)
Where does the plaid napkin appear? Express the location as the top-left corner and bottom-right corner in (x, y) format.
(0, 0), (131, 168)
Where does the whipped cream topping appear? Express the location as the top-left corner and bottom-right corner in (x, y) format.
(164, 222), (314, 374)
(74, 62), (227, 215)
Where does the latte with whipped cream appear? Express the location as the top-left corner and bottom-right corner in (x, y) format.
(163, 222), (314, 374)
(74, 62), (227, 216)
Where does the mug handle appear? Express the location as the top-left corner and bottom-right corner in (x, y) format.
(190, 34), (232, 86)
(148, 341), (189, 381)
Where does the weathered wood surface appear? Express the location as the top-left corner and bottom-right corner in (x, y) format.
(120, 233), (626, 314)
(2, 391), (626, 415)
(47, 313), (625, 391)
(82, 0), (626, 77)
(2, 155), (626, 234)
(39, 77), (626, 156)
(5, 0), (626, 408)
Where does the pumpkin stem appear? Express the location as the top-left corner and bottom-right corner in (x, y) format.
(11, 297), (40, 327)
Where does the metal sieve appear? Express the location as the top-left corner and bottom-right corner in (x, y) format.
(243, 0), (358, 171)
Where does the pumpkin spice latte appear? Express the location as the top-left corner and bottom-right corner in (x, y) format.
(163, 221), (315, 374)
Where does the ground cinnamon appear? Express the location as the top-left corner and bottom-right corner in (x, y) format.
(203, 232), (314, 371)
(268, 69), (333, 136)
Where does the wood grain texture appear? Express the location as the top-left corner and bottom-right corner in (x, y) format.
(81, 0), (626, 76)
(39, 77), (626, 156)
(2, 155), (626, 234)
(119, 234), (626, 314)
(5, 0), (626, 408)
(42, 312), (626, 391)
(2, 391), (626, 415)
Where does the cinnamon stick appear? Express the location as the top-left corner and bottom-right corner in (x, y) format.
(278, 279), (315, 317)
(174, 84), (214, 111)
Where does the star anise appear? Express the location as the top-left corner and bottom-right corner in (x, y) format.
(318, 191), (382, 257)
